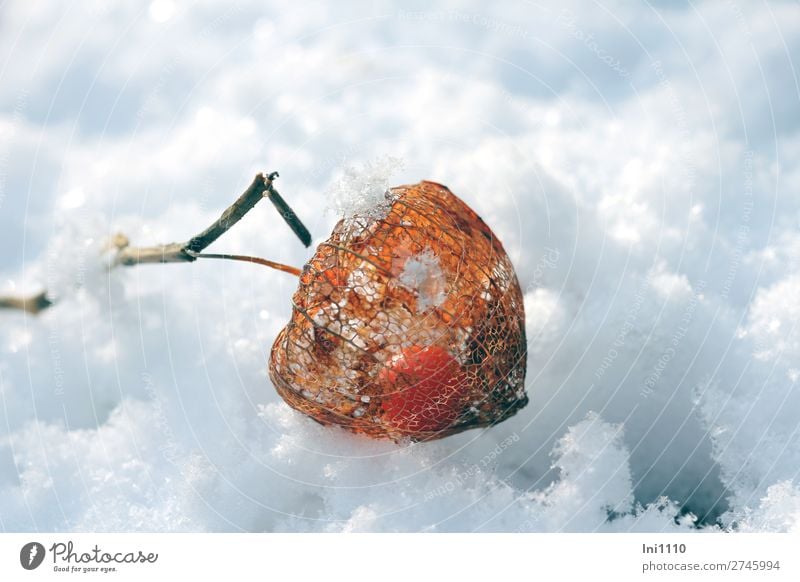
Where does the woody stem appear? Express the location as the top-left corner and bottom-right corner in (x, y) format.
(1, 171), (308, 314)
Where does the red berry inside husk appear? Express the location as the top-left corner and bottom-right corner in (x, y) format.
(379, 345), (468, 434)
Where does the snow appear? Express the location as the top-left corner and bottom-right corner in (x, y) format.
(329, 156), (404, 221)
(396, 248), (447, 311)
(1, 0), (799, 532)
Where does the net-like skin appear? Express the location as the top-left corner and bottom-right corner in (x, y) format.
(269, 181), (527, 441)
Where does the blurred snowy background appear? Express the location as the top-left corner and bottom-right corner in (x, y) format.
(1, 0), (799, 532)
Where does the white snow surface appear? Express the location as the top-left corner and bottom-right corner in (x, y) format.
(1, 1), (799, 532)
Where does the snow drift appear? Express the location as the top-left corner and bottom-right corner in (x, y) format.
(1, 0), (799, 532)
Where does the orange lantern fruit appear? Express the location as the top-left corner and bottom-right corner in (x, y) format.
(269, 180), (527, 441)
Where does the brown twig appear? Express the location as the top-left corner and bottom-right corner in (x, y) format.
(0, 291), (53, 315)
(115, 171), (286, 266)
(194, 253), (303, 277)
(0, 171), (309, 315)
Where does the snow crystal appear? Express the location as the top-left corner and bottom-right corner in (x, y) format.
(328, 156), (404, 221)
(396, 248), (447, 311)
(732, 482), (800, 533)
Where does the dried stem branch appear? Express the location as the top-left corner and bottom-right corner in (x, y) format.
(0, 291), (53, 315)
(0, 171), (309, 315)
(195, 253), (302, 277)
(114, 170), (284, 266)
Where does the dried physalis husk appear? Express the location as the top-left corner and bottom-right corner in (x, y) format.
(269, 181), (527, 441)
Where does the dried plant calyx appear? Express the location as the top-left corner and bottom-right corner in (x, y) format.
(269, 180), (528, 441)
